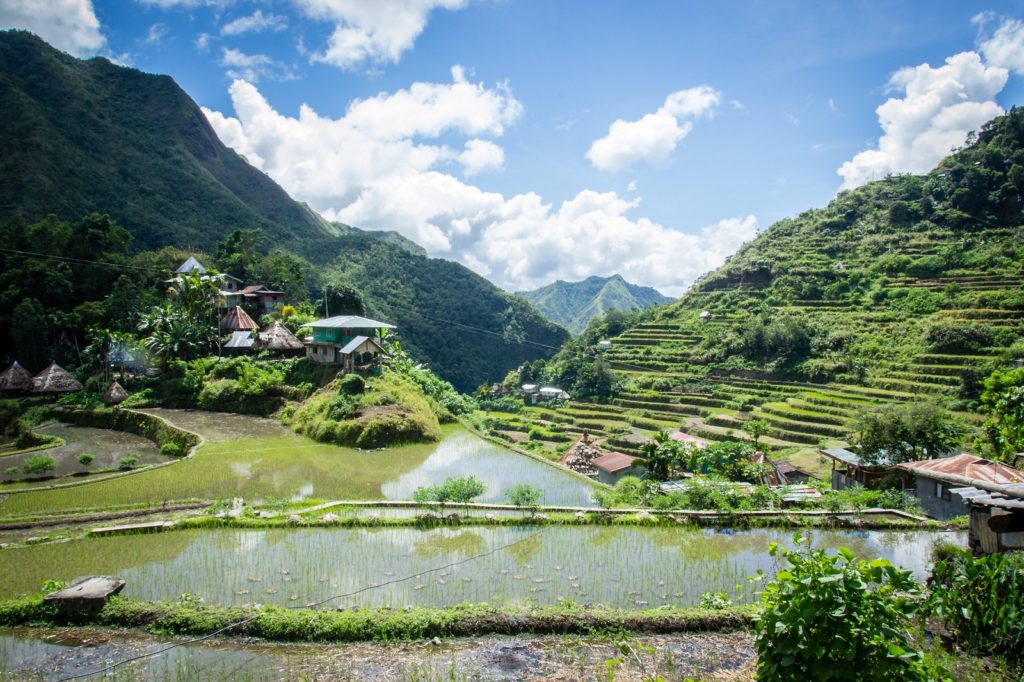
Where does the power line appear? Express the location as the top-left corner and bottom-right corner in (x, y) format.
(59, 529), (544, 681)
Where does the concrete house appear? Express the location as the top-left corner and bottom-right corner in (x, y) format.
(303, 315), (394, 373)
(897, 454), (1024, 521)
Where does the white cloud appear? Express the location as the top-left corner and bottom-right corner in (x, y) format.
(827, 97), (838, 112)
(221, 10), (287, 36)
(459, 139), (504, 176)
(626, 180), (638, 192)
(0, 0), (105, 55)
(143, 22), (168, 45)
(204, 72), (749, 294)
(586, 85), (721, 172)
(138, 0), (233, 7)
(978, 15), (1024, 75)
(196, 31), (211, 51)
(837, 50), (1007, 189)
(293, 0), (467, 70)
(219, 47), (294, 82)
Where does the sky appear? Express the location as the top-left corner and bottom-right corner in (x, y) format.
(4, 1), (1024, 296)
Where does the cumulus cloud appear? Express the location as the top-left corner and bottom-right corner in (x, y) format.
(459, 139), (504, 176)
(586, 85), (721, 172)
(221, 10), (287, 36)
(978, 15), (1024, 74)
(204, 72), (751, 294)
(836, 16), (1024, 190)
(293, 0), (467, 70)
(219, 47), (294, 82)
(0, 0), (105, 55)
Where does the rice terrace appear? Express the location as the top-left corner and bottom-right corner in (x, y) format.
(1, 3), (1024, 681)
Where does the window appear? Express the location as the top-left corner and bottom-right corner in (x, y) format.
(936, 482), (951, 502)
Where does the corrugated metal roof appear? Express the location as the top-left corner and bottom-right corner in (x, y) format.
(669, 432), (709, 447)
(175, 256), (205, 274)
(224, 331), (254, 348)
(592, 451), (640, 473)
(304, 315), (395, 329)
(339, 335), (382, 355)
(898, 453), (1024, 485)
(821, 447), (862, 466)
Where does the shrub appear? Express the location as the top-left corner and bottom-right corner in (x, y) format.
(339, 374), (366, 395)
(159, 442), (183, 457)
(118, 456), (139, 471)
(22, 455), (55, 476)
(505, 484), (543, 515)
(77, 453), (95, 465)
(699, 592), (733, 610)
(754, 535), (928, 681)
(926, 322), (993, 353)
(4, 466), (18, 476)
(927, 551), (1024, 664)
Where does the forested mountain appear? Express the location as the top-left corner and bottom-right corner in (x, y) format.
(507, 109), (1024, 472)
(517, 275), (672, 334)
(0, 31), (566, 390)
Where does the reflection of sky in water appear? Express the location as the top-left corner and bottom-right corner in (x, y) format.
(381, 431), (596, 507)
(44, 526), (963, 611)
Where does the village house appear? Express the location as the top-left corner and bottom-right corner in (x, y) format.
(302, 315), (394, 373)
(173, 257), (284, 315)
(897, 453), (1024, 522)
(592, 451), (645, 485)
(820, 446), (894, 490)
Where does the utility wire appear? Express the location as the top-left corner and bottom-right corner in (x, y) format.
(59, 528), (544, 681)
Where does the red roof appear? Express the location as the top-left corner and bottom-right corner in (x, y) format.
(898, 454), (1024, 485)
(592, 451), (640, 474)
(668, 431), (709, 447)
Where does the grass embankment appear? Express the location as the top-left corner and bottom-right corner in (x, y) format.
(288, 372), (444, 448)
(0, 595), (752, 642)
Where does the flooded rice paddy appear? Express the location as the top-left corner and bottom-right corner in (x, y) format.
(0, 423), (165, 487)
(0, 421), (596, 514)
(0, 526), (963, 609)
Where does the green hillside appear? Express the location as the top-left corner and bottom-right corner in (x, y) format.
(517, 274), (672, 334)
(483, 110), (1024, 471)
(0, 31), (566, 390)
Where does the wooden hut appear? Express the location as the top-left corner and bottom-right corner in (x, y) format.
(219, 305), (259, 332)
(102, 380), (129, 405)
(256, 321), (304, 354)
(32, 364), (83, 394)
(0, 361), (34, 394)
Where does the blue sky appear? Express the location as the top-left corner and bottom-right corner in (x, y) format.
(4, 1), (1024, 295)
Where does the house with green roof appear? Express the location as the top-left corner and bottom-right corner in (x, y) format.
(302, 315), (395, 372)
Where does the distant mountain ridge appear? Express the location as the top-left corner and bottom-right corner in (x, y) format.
(517, 274), (672, 334)
(0, 31), (567, 390)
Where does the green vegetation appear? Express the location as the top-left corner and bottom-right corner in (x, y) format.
(517, 274), (672, 335)
(753, 536), (929, 681)
(76, 453), (94, 465)
(21, 455), (55, 476)
(0, 594), (751, 643)
(412, 476), (486, 515)
(505, 483), (543, 515)
(289, 371), (444, 448)
(851, 400), (964, 465)
(928, 549), (1024, 665)
(979, 366), (1024, 461)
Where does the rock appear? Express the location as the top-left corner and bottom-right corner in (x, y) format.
(366, 513), (380, 522)
(320, 513), (340, 523)
(635, 510), (653, 522)
(431, 637), (442, 646)
(535, 513), (549, 521)
(485, 513), (496, 521)
(575, 511), (586, 521)
(44, 576), (125, 613)
(257, 511), (273, 519)
(287, 514), (302, 524)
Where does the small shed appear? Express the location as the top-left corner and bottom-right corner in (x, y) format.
(597, 340), (613, 351)
(175, 256), (206, 274)
(219, 306), (259, 332)
(898, 454), (1024, 522)
(102, 380), (129, 405)
(32, 364), (83, 394)
(539, 386), (570, 401)
(256, 321), (304, 354)
(592, 451), (645, 485)
(338, 335), (385, 373)
(965, 493), (1024, 554)
(774, 460), (817, 485)
(820, 447), (893, 490)
(0, 361), (34, 394)
(669, 431), (709, 448)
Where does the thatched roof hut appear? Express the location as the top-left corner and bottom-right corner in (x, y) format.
(257, 321), (304, 352)
(102, 380), (129, 405)
(32, 364), (83, 394)
(0, 361), (34, 394)
(219, 305), (259, 332)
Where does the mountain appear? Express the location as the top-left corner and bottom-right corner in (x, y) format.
(0, 31), (566, 390)
(517, 274), (672, 334)
(511, 109), (1024, 473)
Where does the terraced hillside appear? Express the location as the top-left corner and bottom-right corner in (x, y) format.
(478, 110), (1024, 476)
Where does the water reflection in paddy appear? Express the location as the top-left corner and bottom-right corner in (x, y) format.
(0, 526), (964, 610)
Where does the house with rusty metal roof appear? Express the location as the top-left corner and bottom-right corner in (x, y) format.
(591, 451), (645, 485)
(898, 453), (1024, 522)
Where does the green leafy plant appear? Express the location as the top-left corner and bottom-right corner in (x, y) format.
(77, 453), (95, 465)
(22, 455), (56, 477)
(118, 455), (139, 471)
(505, 483), (543, 517)
(412, 476), (486, 517)
(753, 534), (928, 681)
